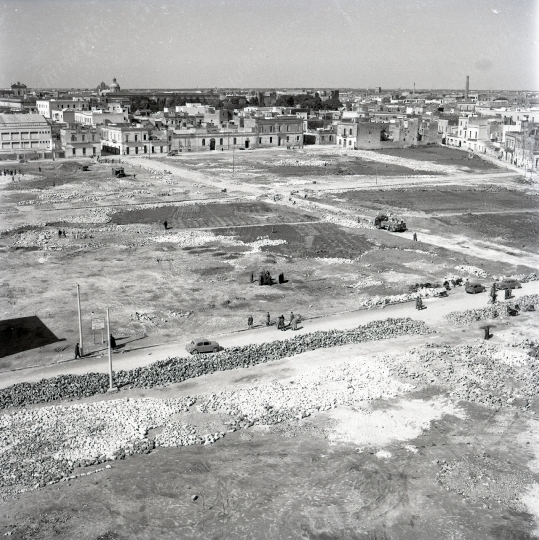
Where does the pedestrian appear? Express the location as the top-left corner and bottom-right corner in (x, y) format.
(58, 229), (62, 238)
(483, 326), (490, 340)
(248, 315), (253, 329)
(74, 342), (81, 359)
(110, 334), (116, 348)
(164, 220), (168, 230)
(266, 312), (270, 326)
(413, 232), (418, 241)
(289, 311), (294, 325)
(504, 288), (511, 300)
(38, 166), (41, 172)
(250, 272), (254, 283)
(291, 317), (298, 331)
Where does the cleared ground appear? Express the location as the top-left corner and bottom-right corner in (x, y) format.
(1, 145), (538, 539)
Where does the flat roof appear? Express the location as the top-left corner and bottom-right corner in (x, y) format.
(0, 113), (48, 126)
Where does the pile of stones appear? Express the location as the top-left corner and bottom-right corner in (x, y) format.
(0, 318), (432, 411)
(445, 295), (538, 325)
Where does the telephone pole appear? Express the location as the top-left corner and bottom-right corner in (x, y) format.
(76, 284), (84, 356)
(106, 308), (116, 392)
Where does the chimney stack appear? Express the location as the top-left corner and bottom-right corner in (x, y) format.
(465, 75), (469, 100)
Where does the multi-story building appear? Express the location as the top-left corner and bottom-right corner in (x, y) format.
(60, 125), (101, 158)
(100, 123), (169, 155)
(254, 116), (303, 148)
(0, 114), (52, 158)
(36, 99), (88, 119)
(74, 110), (129, 127)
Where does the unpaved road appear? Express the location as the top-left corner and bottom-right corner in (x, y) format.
(2, 281), (537, 388)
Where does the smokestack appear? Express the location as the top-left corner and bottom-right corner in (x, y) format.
(465, 75), (469, 100)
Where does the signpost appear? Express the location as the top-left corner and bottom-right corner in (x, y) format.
(106, 308), (117, 393)
(77, 284), (84, 356)
(91, 313), (105, 344)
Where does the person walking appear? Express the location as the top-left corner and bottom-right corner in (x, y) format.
(248, 315), (253, 329)
(289, 311), (294, 326)
(74, 342), (81, 359)
(291, 316), (298, 331)
(413, 232), (418, 242)
(164, 220), (168, 230)
(250, 272), (254, 283)
(266, 312), (271, 326)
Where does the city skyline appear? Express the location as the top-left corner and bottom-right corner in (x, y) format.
(1, 0), (537, 91)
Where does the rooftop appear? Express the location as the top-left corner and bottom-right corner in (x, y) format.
(0, 114), (48, 126)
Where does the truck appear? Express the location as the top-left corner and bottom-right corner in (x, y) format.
(374, 213), (407, 232)
(111, 167), (126, 178)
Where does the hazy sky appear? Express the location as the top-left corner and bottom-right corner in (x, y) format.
(1, 0), (537, 90)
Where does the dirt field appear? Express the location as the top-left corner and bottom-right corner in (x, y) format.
(374, 146), (501, 171)
(1, 145), (538, 539)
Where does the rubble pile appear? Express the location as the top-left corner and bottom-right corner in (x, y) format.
(272, 159), (334, 167)
(387, 341), (539, 408)
(454, 265), (488, 278)
(197, 360), (413, 424)
(155, 423), (225, 447)
(0, 397), (194, 494)
(0, 318), (431, 410)
(360, 287), (447, 308)
(446, 295), (539, 325)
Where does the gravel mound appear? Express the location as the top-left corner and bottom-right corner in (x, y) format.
(0, 318), (432, 411)
(445, 295), (539, 325)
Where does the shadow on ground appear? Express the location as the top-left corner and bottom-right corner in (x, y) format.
(0, 316), (63, 358)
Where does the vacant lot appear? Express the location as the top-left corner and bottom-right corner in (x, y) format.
(313, 186), (539, 215)
(374, 146), (500, 171)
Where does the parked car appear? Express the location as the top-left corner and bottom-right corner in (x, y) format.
(185, 338), (220, 354)
(465, 282), (486, 294)
(497, 279), (522, 290)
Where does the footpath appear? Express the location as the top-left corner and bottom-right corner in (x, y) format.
(2, 281), (538, 389)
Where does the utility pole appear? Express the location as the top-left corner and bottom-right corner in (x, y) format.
(77, 284), (84, 357)
(106, 308), (116, 392)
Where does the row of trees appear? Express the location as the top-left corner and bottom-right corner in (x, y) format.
(275, 93), (342, 110)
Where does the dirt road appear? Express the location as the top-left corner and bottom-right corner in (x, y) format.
(2, 281), (537, 389)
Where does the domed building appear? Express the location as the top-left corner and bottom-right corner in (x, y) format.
(109, 78), (121, 93)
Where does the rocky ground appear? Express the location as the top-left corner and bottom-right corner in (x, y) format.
(1, 146), (538, 539)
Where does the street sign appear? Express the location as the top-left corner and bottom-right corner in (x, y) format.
(92, 318), (105, 330)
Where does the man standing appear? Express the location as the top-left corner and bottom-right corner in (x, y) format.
(266, 312), (271, 326)
(289, 312), (294, 326)
(413, 232), (418, 241)
(74, 342), (81, 359)
(248, 315), (253, 329)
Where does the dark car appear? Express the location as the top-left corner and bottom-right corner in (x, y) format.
(465, 282), (486, 294)
(185, 338), (220, 354)
(497, 279), (522, 290)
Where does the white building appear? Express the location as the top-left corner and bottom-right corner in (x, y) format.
(36, 99), (88, 119)
(0, 114), (52, 158)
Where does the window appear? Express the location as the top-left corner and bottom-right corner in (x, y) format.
(126, 147), (129, 154)
(269, 137), (272, 143)
(259, 138), (262, 144)
(219, 138), (223, 145)
(83, 148), (86, 156)
(202, 139), (205, 146)
(160, 146), (163, 153)
(143, 134), (147, 141)
(296, 136), (299, 141)
(135, 147), (138, 154)
(269, 126), (273, 133)
(286, 136), (289, 142)
(286, 125), (289, 132)
(233, 137), (237, 144)
(329, 136), (333, 141)
(125, 135), (129, 142)
(72, 148), (76, 156)
(134, 134), (138, 142)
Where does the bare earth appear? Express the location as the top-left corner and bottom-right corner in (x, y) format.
(1, 145), (538, 540)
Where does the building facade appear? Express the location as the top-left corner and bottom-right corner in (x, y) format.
(60, 125), (101, 158)
(0, 114), (52, 158)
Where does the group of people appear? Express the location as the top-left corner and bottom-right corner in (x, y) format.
(251, 270), (286, 286)
(246, 311), (302, 331)
(415, 296), (424, 310)
(2, 169), (20, 176)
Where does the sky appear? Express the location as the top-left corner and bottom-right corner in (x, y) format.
(0, 0), (537, 90)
